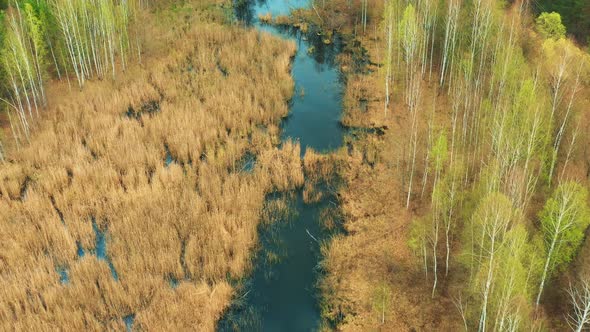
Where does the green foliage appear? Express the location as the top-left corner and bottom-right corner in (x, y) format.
(399, 3), (417, 60)
(381, 0), (396, 69)
(470, 193), (515, 254)
(536, 12), (566, 40)
(23, 3), (46, 67)
(430, 131), (448, 173)
(536, 0), (590, 45)
(400, 4), (415, 30)
(460, 192), (542, 330)
(408, 216), (427, 256)
(0, 11), (5, 60)
(539, 182), (590, 273)
(482, 224), (538, 330)
(371, 282), (391, 324)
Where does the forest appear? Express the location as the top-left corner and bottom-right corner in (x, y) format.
(0, 0), (588, 330)
(305, 0), (590, 330)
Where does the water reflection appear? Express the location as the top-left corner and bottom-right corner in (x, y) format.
(234, 0), (309, 25)
(219, 0), (345, 331)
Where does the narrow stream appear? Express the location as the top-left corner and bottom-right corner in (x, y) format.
(219, 0), (344, 330)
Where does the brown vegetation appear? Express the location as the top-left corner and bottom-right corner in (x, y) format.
(320, 158), (461, 330)
(302, 148), (344, 204)
(311, 8), (458, 327)
(0, 1), (300, 330)
(319, 79), (462, 331)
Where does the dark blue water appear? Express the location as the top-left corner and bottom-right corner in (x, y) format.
(123, 314), (135, 331)
(164, 145), (175, 166)
(77, 241), (85, 257)
(56, 266), (69, 284)
(219, 1), (344, 331)
(71, 221), (120, 281)
(73, 223), (129, 328)
(92, 222), (119, 281)
(245, 0), (344, 154)
(168, 275), (180, 288)
(237, 152), (257, 173)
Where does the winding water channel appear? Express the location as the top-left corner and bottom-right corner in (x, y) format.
(219, 0), (345, 330)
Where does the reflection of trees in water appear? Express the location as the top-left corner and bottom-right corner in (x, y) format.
(280, 25), (342, 68)
(233, 0), (343, 71)
(235, 0), (306, 24)
(233, 0), (266, 25)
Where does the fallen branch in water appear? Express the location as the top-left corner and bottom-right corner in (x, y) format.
(306, 229), (319, 243)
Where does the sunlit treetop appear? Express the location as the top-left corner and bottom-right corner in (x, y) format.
(536, 12), (566, 40)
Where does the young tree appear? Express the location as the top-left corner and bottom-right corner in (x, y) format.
(536, 182), (590, 306)
(429, 131), (449, 291)
(430, 181), (443, 296)
(409, 216), (430, 279)
(567, 278), (590, 332)
(430, 131), (448, 193)
(383, 0), (395, 115)
(439, 0), (460, 88)
(489, 78), (548, 209)
(469, 192), (515, 332)
(399, 3), (418, 105)
(548, 52), (587, 182)
(23, 2), (47, 105)
(1, 6), (47, 144)
(372, 282), (391, 325)
(490, 224), (535, 331)
(441, 163), (461, 276)
(399, 3), (422, 208)
(360, 0), (367, 34)
(535, 12), (566, 40)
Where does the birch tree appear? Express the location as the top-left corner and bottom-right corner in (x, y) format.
(440, 0), (460, 88)
(360, 0), (367, 34)
(489, 224), (534, 332)
(430, 131), (448, 292)
(567, 278), (590, 332)
(536, 182), (590, 306)
(1, 6), (47, 144)
(51, 0), (133, 87)
(547, 50), (587, 182)
(441, 162), (461, 276)
(383, 0), (395, 115)
(399, 3), (422, 208)
(469, 192), (515, 332)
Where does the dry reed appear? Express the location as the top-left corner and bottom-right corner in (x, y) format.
(0, 1), (300, 330)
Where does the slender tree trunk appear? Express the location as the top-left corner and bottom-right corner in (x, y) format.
(536, 235), (557, 306)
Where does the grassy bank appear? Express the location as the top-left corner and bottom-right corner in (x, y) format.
(0, 1), (305, 330)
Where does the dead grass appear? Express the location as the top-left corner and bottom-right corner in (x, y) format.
(0, 1), (300, 330)
(256, 140), (304, 192)
(302, 148), (344, 204)
(259, 12), (272, 24)
(319, 153), (462, 330)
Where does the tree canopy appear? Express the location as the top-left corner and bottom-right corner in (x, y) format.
(536, 12), (566, 40)
(536, 0), (589, 44)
